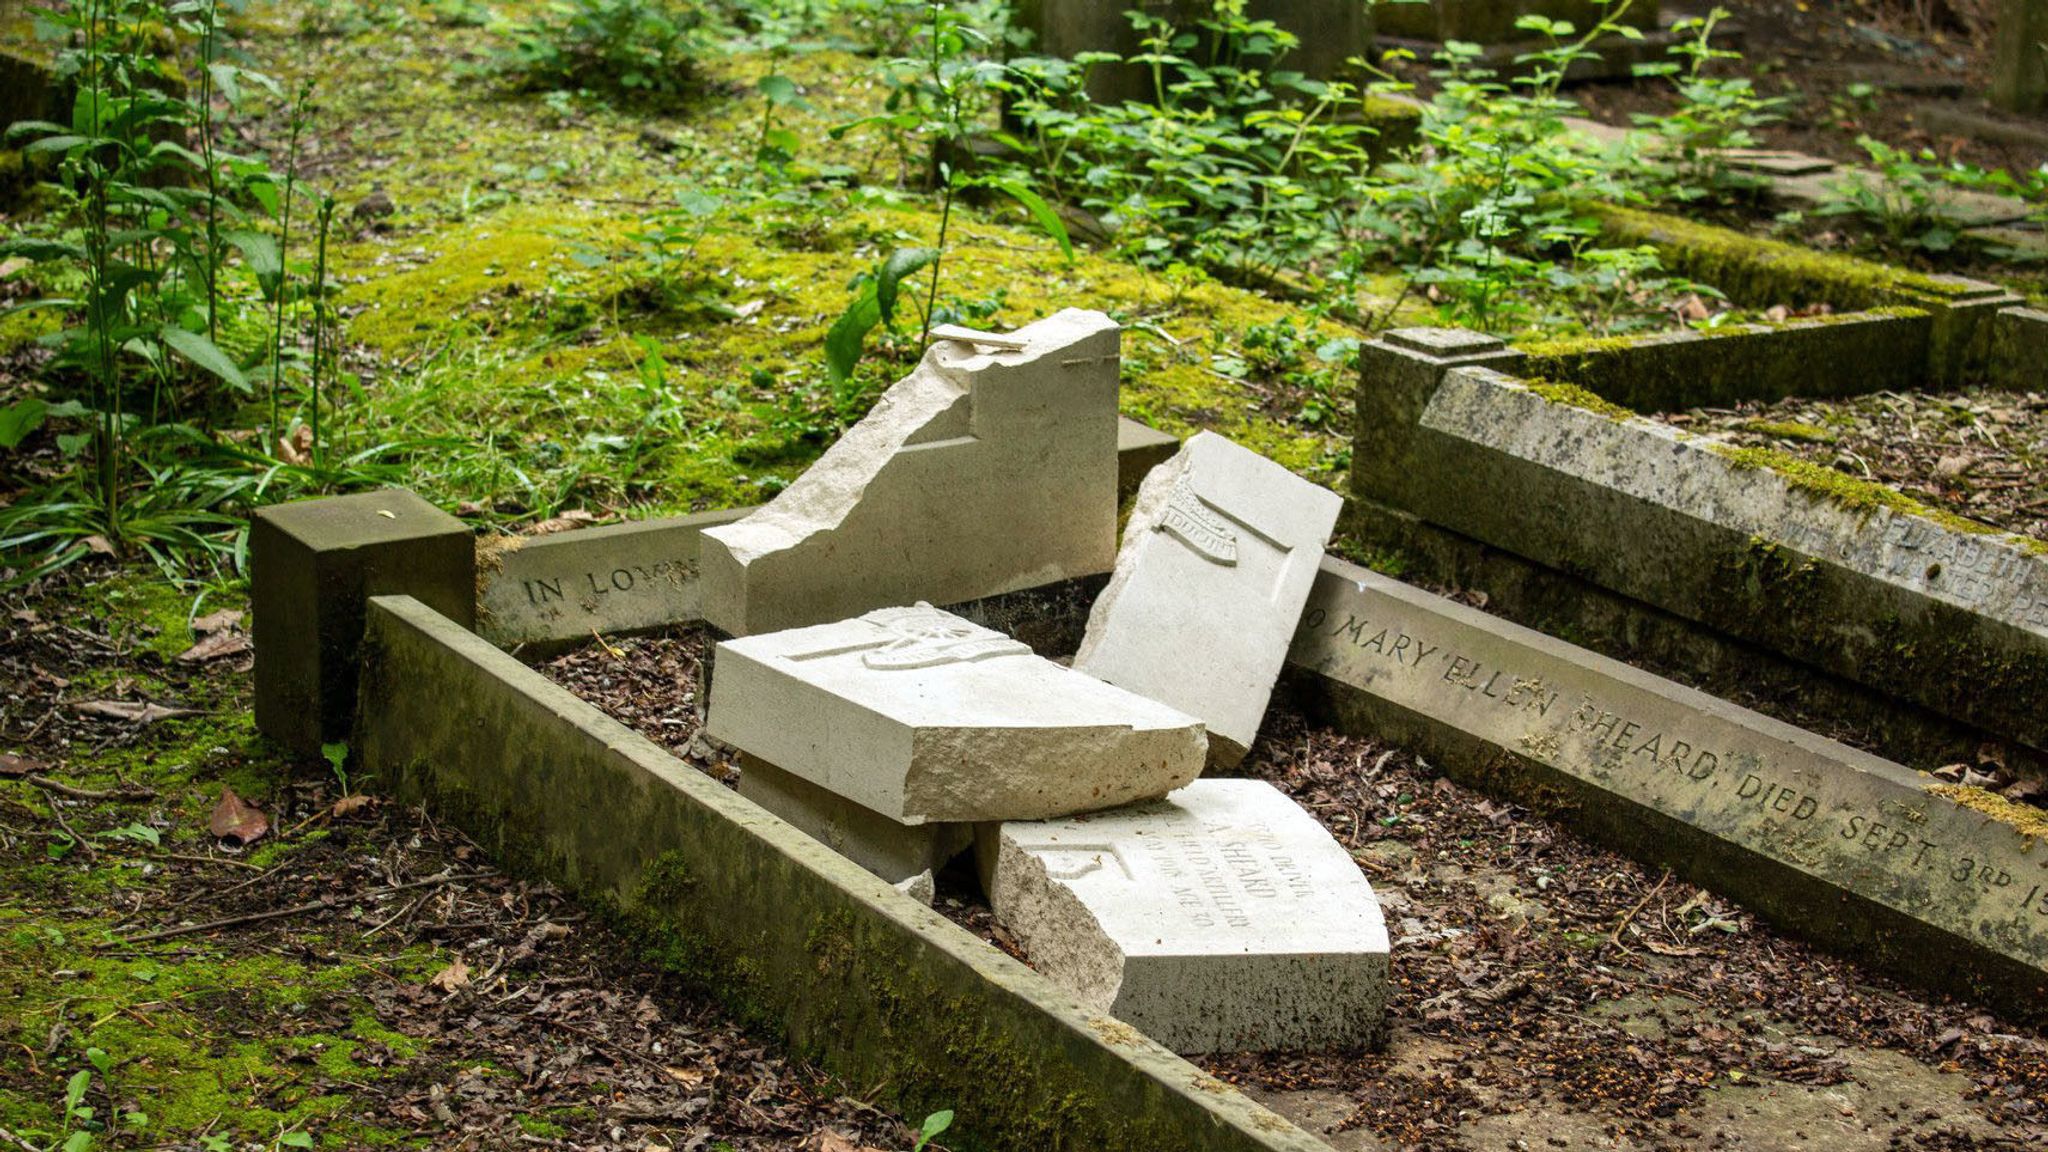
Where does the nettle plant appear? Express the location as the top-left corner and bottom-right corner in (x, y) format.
(996, 5), (1378, 286)
(501, 0), (709, 104)
(821, 2), (1069, 398)
(1628, 7), (1783, 205)
(1345, 0), (1719, 335)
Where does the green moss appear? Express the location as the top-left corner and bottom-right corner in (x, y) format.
(516, 1113), (568, 1138)
(1524, 378), (1637, 421)
(1710, 444), (2022, 546)
(1595, 205), (1985, 308)
(1735, 419), (1837, 444)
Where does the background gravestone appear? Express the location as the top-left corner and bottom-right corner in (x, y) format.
(1016, 0), (1374, 105)
(1994, 0), (2048, 113)
(1375, 0), (1660, 43)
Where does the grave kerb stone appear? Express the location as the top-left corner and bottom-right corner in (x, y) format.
(1284, 554), (2048, 1018)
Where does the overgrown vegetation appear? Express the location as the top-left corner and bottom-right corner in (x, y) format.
(4, 0), (2037, 589)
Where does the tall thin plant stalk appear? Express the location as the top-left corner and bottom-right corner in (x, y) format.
(80, 0), (124, 538)
(268, 80), (313, 441)
(198, 0), (222, 342)
(309, 194), (336, 474)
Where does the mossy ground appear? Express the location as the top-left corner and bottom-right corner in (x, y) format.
(0, 1), (1389, 1144)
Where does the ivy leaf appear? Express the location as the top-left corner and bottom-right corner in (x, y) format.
(986, 180), (1073, 263)
(876, 247), (937, 327)
(159, 325), (249, 394)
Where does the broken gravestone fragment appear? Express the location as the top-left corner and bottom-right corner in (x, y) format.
(1075, 432), (1342, 768)
(707, 603), (1205, 840)
(982, 778), (1390, 1054)
(737, 753), (972, 895)
(700, 309), (1122, 637)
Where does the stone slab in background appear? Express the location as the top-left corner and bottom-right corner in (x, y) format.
(1076, 432), (1342, 767)
(1284, 555), (2048, 1019)
(476, 508), (749, 648)
(1993, 0), (2048, 113)
(1116, 416), (1178, 500)
(701, 310), (1122, 637)
(738, 753), (971, 892)
(707, 604), (1206, 823)
(252, 488), (473, 758)
(983, 778), (1390, 1054)
(352, 594), (1330, 1152)
(1019, 0), (1372, 105)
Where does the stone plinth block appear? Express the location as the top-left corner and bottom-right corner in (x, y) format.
(707, 604), (1205, 823)
(983, 779), (1390, 1054)
(1076, 432), (1341, 767)
(702, 310), (1121, 637)
(738, 753), (971, 891)
(253, 488), (473, 758)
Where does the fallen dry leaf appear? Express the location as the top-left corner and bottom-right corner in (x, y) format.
(0, 752), (44, 779)
(0, 257), (29, 278)
(429, 957), (471, 992)
(209, 787), (269, 846)
(524, 509), (597, 536)
(82, 535), (116, 557)
(75, 700), (201, 724)
(332, 793), (376, 816)
(1673, 292), (1711, 322)
(191, 608), (244, 635)
(175, 630), (252, 664)
(277, 425), (314, 467)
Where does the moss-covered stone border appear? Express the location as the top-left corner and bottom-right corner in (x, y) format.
(1517, 307), (1933, 413)
(353, 594), (1330, 1152)
(1595, 206), (2023, 386)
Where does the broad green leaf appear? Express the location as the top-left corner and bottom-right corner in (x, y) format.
(987, 180), (1074, 263)
(224, 229), (281, 282)
(824, 288), (881, 387)
(0, 237), (84, 262)
(23, 134), (87, 155)
(160, 325), (249, 393)
(758, 74), (802, 107)
(876, 247), (937, 326)
(0, 398), (47, 449)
